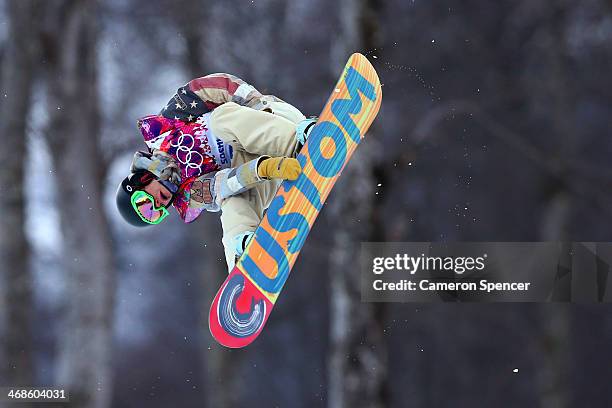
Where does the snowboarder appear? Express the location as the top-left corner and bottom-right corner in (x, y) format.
(115, 73), (317, 270)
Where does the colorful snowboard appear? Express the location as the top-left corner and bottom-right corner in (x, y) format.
(208, 53), (382, 348)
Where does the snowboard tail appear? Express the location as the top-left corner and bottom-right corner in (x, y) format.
(209, 53), (382, 348)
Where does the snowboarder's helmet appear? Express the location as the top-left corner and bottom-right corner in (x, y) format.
(115, 170), (158, 227)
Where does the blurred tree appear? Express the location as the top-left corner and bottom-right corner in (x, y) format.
(327, 0), (388, 407)
(40, 0), (115, 406)
(167, 3), (245, 405)
(525, 3), (574, 406)
(0, 0), (40, 395)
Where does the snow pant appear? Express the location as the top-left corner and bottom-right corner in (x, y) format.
(208, 100), (306, 271)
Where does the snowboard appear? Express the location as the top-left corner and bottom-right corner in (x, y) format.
(208, 53), (382, 348)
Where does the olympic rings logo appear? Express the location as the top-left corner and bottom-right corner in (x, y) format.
(170, 132), (204, 170)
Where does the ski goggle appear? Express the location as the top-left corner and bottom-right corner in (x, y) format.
(130, 190), (170, 225)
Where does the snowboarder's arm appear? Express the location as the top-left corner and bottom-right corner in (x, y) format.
(183, 156), (301, 214)
(160, 74), (283, 121)
(185, 157), (267, 213)
(188, 73), (269, 110)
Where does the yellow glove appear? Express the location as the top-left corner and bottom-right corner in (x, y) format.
(258, 156), (301, 180)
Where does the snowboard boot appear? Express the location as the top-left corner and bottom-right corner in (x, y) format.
(295, 117), (318, 154)
(231, 230), (254, 258)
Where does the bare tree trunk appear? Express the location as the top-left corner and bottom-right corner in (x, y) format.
(0, 0), (40, 392)
(535, 4), (574, 407)
(41, 1), (115, 407)
(171, 14), (243, 407)
(327, 0), (387, 407)
(537, 304), (570, 408)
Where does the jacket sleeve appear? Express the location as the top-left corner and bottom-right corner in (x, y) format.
(181, 156), (268, 214)
(187, 73), (270, 110)
(160, 73), (284, 122)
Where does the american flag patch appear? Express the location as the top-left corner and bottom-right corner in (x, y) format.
(161, 86), (210, 122)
